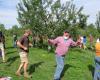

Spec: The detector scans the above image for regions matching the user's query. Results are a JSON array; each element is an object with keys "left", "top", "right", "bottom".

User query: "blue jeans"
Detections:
[
  {"left": 94, "top": 56, "right": 100, "bottom": 80},
  {"left": 54, "top": 54, "right": 64, "bottom": 79}
]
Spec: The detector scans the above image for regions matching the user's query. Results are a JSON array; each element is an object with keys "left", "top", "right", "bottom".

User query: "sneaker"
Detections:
[{"left": 15, "top": 72, "right": 21, "bottom": 76}]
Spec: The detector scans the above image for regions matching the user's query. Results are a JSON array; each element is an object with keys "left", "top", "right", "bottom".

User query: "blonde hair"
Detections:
[{"left": 24, "top": 29, "right": 32, "bottom": 34}]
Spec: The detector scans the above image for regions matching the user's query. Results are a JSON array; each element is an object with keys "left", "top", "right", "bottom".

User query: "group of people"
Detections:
[
  {"left": 77, "top": 34, "right": 94, "bottom": 49},
  {"left": 15, "top": 30, "right": 81, "bottom": 79},
  {"left": 0, "top": 29, "right": 100, "bottom": 80}
]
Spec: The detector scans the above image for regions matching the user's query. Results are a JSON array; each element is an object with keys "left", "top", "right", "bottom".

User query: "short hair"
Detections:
[
  {"left": 64, "top": 30, "right": 69, "bottom": 33},
  {"left": 24, "top": 29, "right": 32, "bottom": 34}
]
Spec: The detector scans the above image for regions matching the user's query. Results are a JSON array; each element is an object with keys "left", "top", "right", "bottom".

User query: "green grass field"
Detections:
[{"left": 0, "top": 37, "right": 95, "bottom": 80}]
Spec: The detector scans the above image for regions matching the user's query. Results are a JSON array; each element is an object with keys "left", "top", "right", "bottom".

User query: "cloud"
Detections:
[
  {"left": 0, "top": 10, "right": 17, "bottom": 17},
  {"left": 61, "top": 0, "right": 100, "bottom": 24},
  {"left": 0, "top": 0, "right": 19, "bottom": 29},
  {"left": 0, "top": 0, "right": 19, "bottom": 9},
  {"left": 0, "top": 10, "right": 19, "bottom": 29},
  {"left": 73, "top": 0, "right": 100, "bottom": 24}
]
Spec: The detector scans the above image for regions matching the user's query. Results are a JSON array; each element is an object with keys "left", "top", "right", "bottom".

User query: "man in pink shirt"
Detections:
[{"left": 48, "top": 31, "right": 79, "bottom": 80}]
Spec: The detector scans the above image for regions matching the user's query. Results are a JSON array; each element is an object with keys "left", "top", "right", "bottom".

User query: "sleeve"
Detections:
[
  {"left": 18, "top": 37, "right": 24, "bottom": 44},
  {"left": 48, "top": 37, "right": 59, "bottom": 45},
  {"left": 70, "top": 39, "right": 77, "bottom": 46}
]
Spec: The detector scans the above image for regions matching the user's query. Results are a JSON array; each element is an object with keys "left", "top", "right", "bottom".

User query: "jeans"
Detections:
[
  {"left": 94, "top": 56, "right": 100, "bottom": 80},
  {"left": 54, "top": 54, "right": 65, "bottom": 79}
]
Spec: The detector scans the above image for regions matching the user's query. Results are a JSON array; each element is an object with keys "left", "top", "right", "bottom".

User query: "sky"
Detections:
[
  {"left": 73, "top": 0, "right": 100, "bottom": 24},
  {"left": 0, "top": 0, "right": 100, "bottom": 29},
  {"left": 0, "top": 0, "right": 19, "bottom": 29}
]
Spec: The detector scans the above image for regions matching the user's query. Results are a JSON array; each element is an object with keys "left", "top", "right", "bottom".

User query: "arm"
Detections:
[
  {"left": 48, "top": 37, "right": 59, "bottom": 45},
  {"left": 29, "top": 42, "right": 33, "bottom": 47},
  {"left": 17, "top": 37, "right": 27, "bottom": 50},
  {"left": 17, "top": 41, "right": 27, "bottom": 50},
  {"left": 70, "top": 39, "right": 80, "bottom": 46}
]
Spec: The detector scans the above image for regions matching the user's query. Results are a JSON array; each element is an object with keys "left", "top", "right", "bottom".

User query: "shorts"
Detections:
[{"left": 19, "top": 52, "right": 28, "bottom": 63}]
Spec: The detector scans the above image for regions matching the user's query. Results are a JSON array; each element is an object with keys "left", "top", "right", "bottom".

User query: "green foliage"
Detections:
[
  {"left": 86, "top": 24, "right": 99, "bottom": 37},
  {"left": 17, "top": 0, "right": 89, "bottom": 38},
  {"left": 0, "top": 23, "right": 6, "bottom": 33}
]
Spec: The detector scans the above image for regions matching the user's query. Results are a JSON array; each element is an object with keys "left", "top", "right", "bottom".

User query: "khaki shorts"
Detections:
[{"left": 19, "top": 52, "right": 28, "bottom": 63}]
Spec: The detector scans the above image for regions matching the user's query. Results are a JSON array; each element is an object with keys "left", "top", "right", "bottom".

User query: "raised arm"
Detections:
[
  {"left": 48, "top": 37, "right": 59, "bottom": 45},
  {"left": 70, "top": 39, "right": 80, "bottom": 46}
]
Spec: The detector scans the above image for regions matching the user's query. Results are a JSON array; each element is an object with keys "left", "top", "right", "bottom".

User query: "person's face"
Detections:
[
  {"left": 64, "top": 32, "right": 69, "bottom": 38},
  {"left": 26, "top": 31, "right": 32, "bottom": 36}
]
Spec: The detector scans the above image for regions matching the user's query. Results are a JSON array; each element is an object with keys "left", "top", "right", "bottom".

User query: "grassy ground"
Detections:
[{"left": 0, "top": 37, "right": 95, "bottom": 80}]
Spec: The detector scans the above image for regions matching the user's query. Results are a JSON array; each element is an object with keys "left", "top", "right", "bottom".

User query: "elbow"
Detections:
[
  {"left": 48, "top": 40, "right": 51, "bottom": 44},
  {"left": 17, "top": 41, "right": 20, "bottom": 46}
]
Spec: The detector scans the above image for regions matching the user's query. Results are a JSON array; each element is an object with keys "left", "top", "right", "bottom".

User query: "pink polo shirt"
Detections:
[{"left": 49, "top": 36, "right": 76, "bottom": 56}]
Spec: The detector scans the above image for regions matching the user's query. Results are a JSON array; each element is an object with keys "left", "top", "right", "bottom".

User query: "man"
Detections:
[
  {"left": 94, "top": 38, "right": 100, "bottom": 80},
  {"left": 16, "top": 29, "right": 32, "bottom": 78},
  {"left": 48, "top": 31, "right": 79, "bottom": 80},
  {"left": 0, "top": 31, "right": 5, "bottom": 62}
]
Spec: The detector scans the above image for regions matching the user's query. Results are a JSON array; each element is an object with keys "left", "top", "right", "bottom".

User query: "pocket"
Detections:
[{"left": 20, "top": 52, "right": 27, "bottom": 57}]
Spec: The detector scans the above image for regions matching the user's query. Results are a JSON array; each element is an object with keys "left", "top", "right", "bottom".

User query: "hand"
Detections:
[
  {"left": 23, "top": 47, "right": 27, "bottom": 50},
  {"left": 76, "top": 40, "right": 81, "bottom": 45},
  {"left": 29, "top": 43, "right": 33, "bottom": 47}
]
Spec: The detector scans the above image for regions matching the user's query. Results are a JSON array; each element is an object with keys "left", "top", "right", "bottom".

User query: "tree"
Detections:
[
  {"left": 0, "top": 23, "right": 6, "bottom": 33},
  {"left": 17, "top": 0, "right": 88, "bottom": 37},
  {"left": 17, "top": 0, "right": 89, "bottom": 48},
  {"left": 78, "top": 13, "right": 89, "bottom": 29},
  {"left": 96, "top": 11, "right": 100, "bottom": 33}
]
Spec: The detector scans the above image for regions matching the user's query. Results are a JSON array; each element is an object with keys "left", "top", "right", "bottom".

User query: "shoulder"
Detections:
[
  {"left": 58, "top": 36, "right": 63, "bottom": 39},
  {"left": 68, "top": 38, "right": 73, "bottom": 41},
  {"left": 56, "top": 36, "right": 62, "bottom": 40},
  {"left": 19, "top": 35, "right": 26, "bottom": 40}
]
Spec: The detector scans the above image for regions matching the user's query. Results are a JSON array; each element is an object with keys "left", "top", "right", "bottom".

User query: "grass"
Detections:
[{"left": 0, "top": 37, "right": 95, "bottom": 80}]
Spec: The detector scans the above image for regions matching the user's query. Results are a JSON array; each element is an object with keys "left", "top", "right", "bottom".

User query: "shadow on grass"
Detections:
[
  {"left": 6, "top": 51, "right": 17, "bottom": 55},
  {"left": 88, "top": 65, "right": 95, "bottom": 78},
  {"left": 28, "top": 61, "right": 44, "bottom": 75},
  {"left": 6, "top": 56, "right": 19, "bottom": 66},
  {"left": 61, "top": 64, "right": 74, "bottom": 78},
  {"left": 5, "top": 46, "right": 14, "bottom": 49}
]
